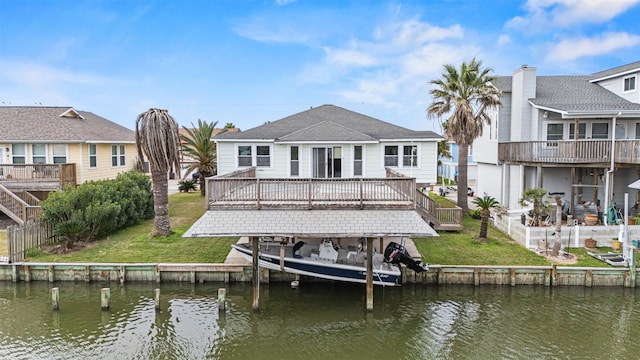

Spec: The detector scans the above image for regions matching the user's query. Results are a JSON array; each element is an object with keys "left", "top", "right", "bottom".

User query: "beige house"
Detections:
[{"left": 0, "top": 106, "right": 137, "bottom": 224}]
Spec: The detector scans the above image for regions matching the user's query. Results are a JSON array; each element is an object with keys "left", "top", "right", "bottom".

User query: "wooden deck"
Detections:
[
  {"left": 499, "top": 139, "right": 640, "bottom": 165},
  {"left": 205, "top": 168, "right": 463, "bottom": 231}
]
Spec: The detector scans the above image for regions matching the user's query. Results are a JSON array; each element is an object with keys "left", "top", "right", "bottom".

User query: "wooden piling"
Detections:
[
  {"left": 366, "top": 237, "right": 374, "bottom": 311},
  {"left": 51, "top": 287, "right": 59, "bottom": 311},
  {"left": 252, "top": 237, "right": 260, "bottom": 311},
  {"left": 154, "top": 288, "right": 160, "bottom": 310},
  {"left": 218, "top": 288, "right": 226, "bottom": 312},
  {"left": 101, "top": 288, "right": 110, "bottom": 311}
]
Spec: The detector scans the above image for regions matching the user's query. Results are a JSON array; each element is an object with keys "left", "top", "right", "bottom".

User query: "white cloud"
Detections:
[
  {"left": 507, "top": 0, "right": 640, "bottom": 29},
  {"left": 496, "top": 34, "right": 511, "bottom": 47},
  {"left": 323, "top": 47, "right": 378, "bottom": 68},
  {"left": 545, "top": 32, "right": 640, "bottom": 61},
  {"left": 0, "top": 60, "right": 120, "bottom": 88}
]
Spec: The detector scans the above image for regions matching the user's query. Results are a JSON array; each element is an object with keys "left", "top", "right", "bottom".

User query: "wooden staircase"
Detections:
[
  {"left": 415, "top": 189, "right": 463, "bottom": 231},
  {"left": 0, "top": 184, "right": 41, "bottom": 225}
]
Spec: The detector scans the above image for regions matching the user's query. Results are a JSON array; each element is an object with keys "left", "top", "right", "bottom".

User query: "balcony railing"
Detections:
[
  {"left": 0, "top": 164, "right": 77, "bottom": 189},
  {"left": 498, "top": 140, "right": 640, "bottom": 164}
]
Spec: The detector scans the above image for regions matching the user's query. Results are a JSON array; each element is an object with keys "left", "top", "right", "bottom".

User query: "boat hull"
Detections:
[{"left": 231, "top": 243, "right": 401, "bottom": 286}]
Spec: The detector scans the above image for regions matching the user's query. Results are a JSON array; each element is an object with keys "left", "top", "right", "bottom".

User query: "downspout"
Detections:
[{"left": 604, "top": 112, "right": 622, "bottom": 226}]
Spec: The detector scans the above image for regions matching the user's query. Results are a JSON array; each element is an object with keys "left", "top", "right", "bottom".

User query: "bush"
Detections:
[
  {"left": 40, "top": 170, "right": 153, "bottom": 242},
  {"left": 178, "top": 179, "right": 198, "bottom": 192},
  {"left": 469, "top": 209, "right": 482, "bottom": 219}
]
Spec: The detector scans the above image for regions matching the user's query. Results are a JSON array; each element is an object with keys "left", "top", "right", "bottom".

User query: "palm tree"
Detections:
[
  {"left": 135, "top": 108, "right": 181, "bottom": 237},
  {"left": 180, "top": 119, "right": 224, "bottom": 196},
  {"left": 519, "top": 187, "right": 550, "bottom": 227},
  {"left": 473, "top": 195, "right": 499, "bottom": 241},
  {"left": 428, "top": 58, "right": 502, "bottom": 212}
]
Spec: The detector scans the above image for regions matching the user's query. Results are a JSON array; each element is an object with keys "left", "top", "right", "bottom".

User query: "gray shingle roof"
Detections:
[
  {"left": 590, "top": 60, "right": 640, "bottom": 81},
  {"left": 532, "top": 76, "right": 640, "bottom": 112},
  {"left": 493, "top": 76, "right": 640, "bottom": 113},
  {"left": 0, "top": 106, "right": 134, "bottom": 143},
  {"left": 214, "top": 104, "right": 442, "bottom": 142}
]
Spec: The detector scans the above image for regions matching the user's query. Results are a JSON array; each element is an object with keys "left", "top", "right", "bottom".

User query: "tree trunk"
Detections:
[
  {"left": 479, "top": 209, "right": 489, "bottom": 240},
  {"left": 151, "top": 170, "right": 172, "bottom": 236},
  {"left": 457, "top": 144, "right": 469, "bottom": 212}
]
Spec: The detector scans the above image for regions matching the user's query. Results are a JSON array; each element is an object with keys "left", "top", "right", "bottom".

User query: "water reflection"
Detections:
[{"left": 0, "top": 282, "right": 639, "bottom": 359}]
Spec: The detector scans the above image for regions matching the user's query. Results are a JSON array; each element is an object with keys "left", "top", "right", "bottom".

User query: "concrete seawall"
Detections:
[{"left": 0, "top": 263, "right": 637, "bottom": 288}]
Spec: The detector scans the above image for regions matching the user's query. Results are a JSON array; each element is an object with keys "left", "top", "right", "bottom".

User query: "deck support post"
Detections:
[
  {"left": 366, "top": 237, "right": 374, "bottom": 311},
  {"left": 252, "top": 236, "right": 260, "bottom": 311}
]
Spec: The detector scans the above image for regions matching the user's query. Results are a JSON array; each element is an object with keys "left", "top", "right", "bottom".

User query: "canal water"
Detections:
[{"left": 1, "top": 281, "right": 639, "bottom": 360}]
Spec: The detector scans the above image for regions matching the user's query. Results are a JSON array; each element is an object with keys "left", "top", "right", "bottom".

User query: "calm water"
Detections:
[{"left": 1, "top": 281, "right": 639, "bottom": 360}]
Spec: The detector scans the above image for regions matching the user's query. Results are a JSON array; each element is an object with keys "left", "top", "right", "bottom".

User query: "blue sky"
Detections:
[{"left": 1, "top": 0, "right": 640, "bottom": 133}]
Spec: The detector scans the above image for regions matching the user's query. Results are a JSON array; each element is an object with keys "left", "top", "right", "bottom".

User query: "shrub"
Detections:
[
  {"left": 469, "top": 209, "right": 482, "bottom": 219},
  {"left": 178, "top": 179, "right": 198, "bottom": 192},
  {"left": 40, "top": 170, "right": 153, "bottom": 242}
]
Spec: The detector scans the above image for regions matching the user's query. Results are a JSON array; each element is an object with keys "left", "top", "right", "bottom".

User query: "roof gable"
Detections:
[
  {"left": 590, "top": 60, "right": 640, "bottom": 82},
  {"left": 214, "top": 104, "right": 441, "bottom": 142},
  {"left": 59, "top": 107, "right": 85, "bottom": 119}
]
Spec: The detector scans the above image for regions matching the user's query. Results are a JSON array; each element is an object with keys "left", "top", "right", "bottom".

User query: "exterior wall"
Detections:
[
  {"left": 511, "top": 66, "right": 536, "bottom": 142},
  {"left": 477, "top": 162, "right": 504, "bottom": 203},
  {"left": 216, "top": 140, "right": 439, "bottom": 184},
  {"left": 596, "top": 74, "right": 640, "bottom": 103}
]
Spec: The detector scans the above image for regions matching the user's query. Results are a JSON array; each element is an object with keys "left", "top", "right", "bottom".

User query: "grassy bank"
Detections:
[
  {"left": 27, "top": 192, "right": 237, "bottom": 263},
  {"left": 21, "top": 191, "right": 618, "bottom": 267}
]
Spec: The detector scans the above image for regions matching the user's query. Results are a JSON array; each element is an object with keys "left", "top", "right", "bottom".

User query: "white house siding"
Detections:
[
  {"left": 597, "top": 75, "right": 640, "bottom": 103},
  {"left": 477, "top": 163, "right": 504, "bottom": 203}
]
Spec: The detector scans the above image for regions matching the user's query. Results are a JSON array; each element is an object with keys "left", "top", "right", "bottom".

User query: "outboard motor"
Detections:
[{"left": 384, "top": 242, "right": 429, "bottom": 273}]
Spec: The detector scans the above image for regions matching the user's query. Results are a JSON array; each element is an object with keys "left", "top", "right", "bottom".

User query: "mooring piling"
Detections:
[
  {"left": 154, "top": 288, "right": 160, "bottom": 310},
  {"left": 51, "top": 287, "right": 59, "bottom": 311},
  {"left": 218, "top": 288, "right": 226, "bottom": 312},
  {"left": 101, "top": 288, "right": 110, "bottom": 311}
]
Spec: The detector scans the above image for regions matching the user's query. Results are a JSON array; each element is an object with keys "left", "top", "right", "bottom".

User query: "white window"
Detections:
[
  {"left": 290, "top": 146, "right": 299, "bottom": 176},
  {"left": 32, "top": 144, "right": 46, "bottom": 164},
  {"left": 353, "top": 145, "right": 363, "bottom": 176},
  {"left": 89, "top": 144, "right": 97, "bottom": 168},
  {"left": 12, "top": 144, "right": 26, "bottom": 164},
  {"left": 402, "top": 145, "right": 418, "bottom": 167},
  {"left": 384, "top": 145, "right": 418, "bottom": 168},
  {"left": 569, "top": 123, "right": 586, "bottom": 139},
  {"left": 237, "top": 144, "right": 271, "bottom": 168},
  {"left": 546, "top": 124, "right": 563, "bottom": 141},
  {"left": 384, "top": 146, "right": 398, "bottom": 166},
  {"left": 591, "top": 123, "right": 609, "bottom": 139},
  {"left": 624, "top": 76, "right": 636, "bottom": 92},
  {"left": 111, "top": 144, "right": 126, "bottom": 167},
  {"left": 52, "top": 144, "right": 67, "bottom": 164}
]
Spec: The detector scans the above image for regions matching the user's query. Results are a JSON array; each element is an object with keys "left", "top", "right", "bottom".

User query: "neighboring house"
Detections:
[
  {"left": 0, "top": 106, "right": 136, "bottom": 223},
  {"left": 213, "top": 104, "right": 442, "bottom": 184},
  {"left": 473, "top": 61, "right": 640, "bottom": 219},
  {"left": 439, "top": 141, "right": 477, "bottom": 189}
]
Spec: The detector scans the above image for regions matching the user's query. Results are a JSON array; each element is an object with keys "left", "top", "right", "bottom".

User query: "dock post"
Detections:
[
  {"left": 101, "top": 288, "right": 110, "bottom": 311},
  {"left": 252, "top": 237, "right": 260, "bottom": 311},
  {"left": 24, "top": 265, "right": 31, "bottom": 283},
  {"left": 48, "top": 265, "right": 54, "bottom": 283},
  {"left": 51, "top": 287, "right": 59, "bottom": 311},
  {"left": 154, "top": 288, "right": 161, "bottom": 310},
  {"left": 218, "top": 288, "right": 226, "bottom": 312},
  {"left": 366, "top": 237, "right": 374, "bottom": 311}
]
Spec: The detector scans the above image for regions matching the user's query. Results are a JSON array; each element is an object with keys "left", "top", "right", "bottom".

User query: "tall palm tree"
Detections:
[
  {"left": 472, "top": 195, "right": 499, "bottom": 241},
  {"left": 180, "top": 119, "right": 224, "bottom": 196},
  {"left": 135, "top": 108, "right": 181, "bottom": 237},
  {"left": 428, "top": 58, "right": 502, "bottom": 212}
]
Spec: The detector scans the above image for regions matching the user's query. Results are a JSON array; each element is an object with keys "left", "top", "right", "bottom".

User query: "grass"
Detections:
[
  {"left": 416, "top": 214, "right": 616, "bottom": 267},
  {"left": 21, "top": 191, "right": 624, "bottom": 267},
  {"left": 0, "top": 230, "right": 7, "bottom": 257},
  {"left": 27, "top": 192, "right": 238, "bottom": 263}
]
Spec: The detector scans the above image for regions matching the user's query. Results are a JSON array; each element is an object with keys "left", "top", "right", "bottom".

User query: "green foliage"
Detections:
[
  {"left": 473, "top": 195, "right": 499, "bottom": 211},
  {"left": 178, "top": 179, "right": 198, "bottom": 192},
  {"left": 469, "top": 209, "right": 482, "bottom": 219},
  {"left": 519, "top": 187, "right": 552, "bottom": 226},
  {"left": 40, "top": 170, "right": 153, "bottom": 242}
]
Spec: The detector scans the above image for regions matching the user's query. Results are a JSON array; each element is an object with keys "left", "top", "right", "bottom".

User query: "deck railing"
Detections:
[
  {"left": 0, "top": 163, "right": 76, "bottom": 188},
  {"left": 499, "top": 139, "right": 640, "bottom": 164},
  {"left": 206, "top": 168, "right": 415, "bottom": 210},
  {"left": 0, "top": 184, "right": 41, "bottom": 224},
  {"left": 415, "top": 189, "right": 463, "bottom": 227}
]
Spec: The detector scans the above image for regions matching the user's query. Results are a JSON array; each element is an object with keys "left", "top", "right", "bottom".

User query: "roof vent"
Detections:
[{"left": 59, "top": 108, "right": 85, "bottom": 120}]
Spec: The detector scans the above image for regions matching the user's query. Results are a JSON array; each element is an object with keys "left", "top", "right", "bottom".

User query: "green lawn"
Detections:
[
  {"left": 27, "top": 192, "right": 238, "bottom": 263},
  {"left": 23, "top": 192, "right": 621, "bottom": 267},
  {"left": 0, "top": 230, "right": 7, "bottom": 257}
]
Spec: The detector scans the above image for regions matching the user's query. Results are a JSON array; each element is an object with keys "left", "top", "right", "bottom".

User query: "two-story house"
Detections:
[
  {"left": 473, "top": 61, "right": 640, "bottom": 221},
  {"left": 0, "top": 106, "right": 136, "bottom": 223}
]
